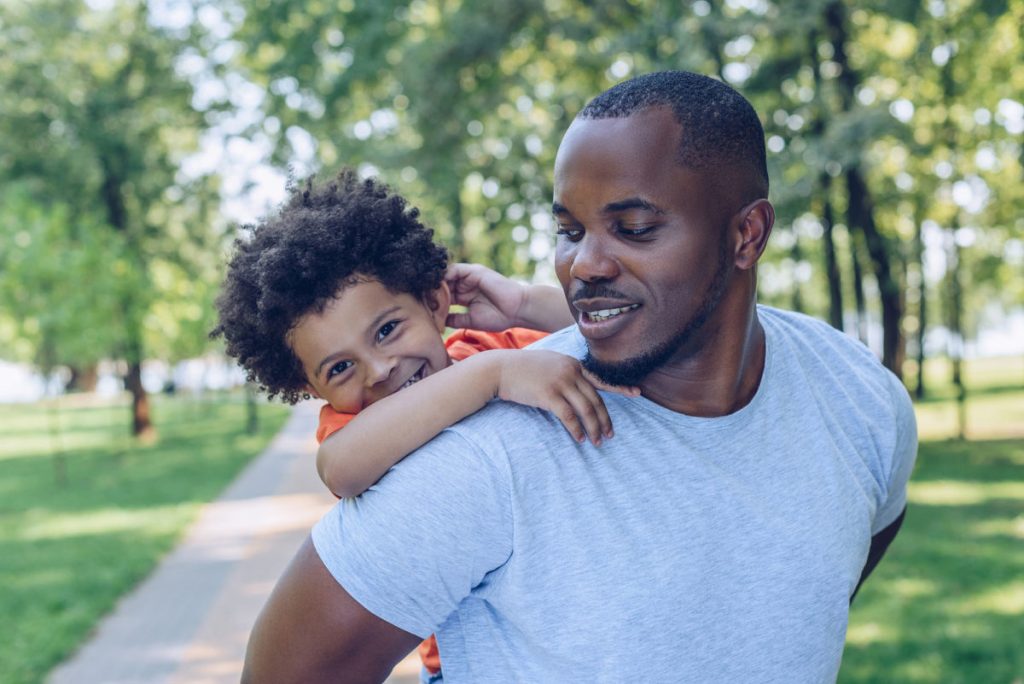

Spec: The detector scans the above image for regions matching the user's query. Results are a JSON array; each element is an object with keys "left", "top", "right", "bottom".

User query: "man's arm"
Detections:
[
  {"left": 850, "top": 507, "right": 906, "bottom": 603},
  {"left": 242, "top": 536, "right": 421, "bottom": 684}
]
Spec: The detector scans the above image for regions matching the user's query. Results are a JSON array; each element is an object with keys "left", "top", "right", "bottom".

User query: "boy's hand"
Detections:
[
  {"left": 445, "top": 263, "right": 528, "bottom": 331},
  {"left": 492, "top": 350, "right": 639, "bottom": 445}
]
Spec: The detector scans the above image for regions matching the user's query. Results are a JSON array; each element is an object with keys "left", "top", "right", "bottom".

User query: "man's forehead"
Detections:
[{"left": 557, "top": 107, "right": 680, "bottom": 158}]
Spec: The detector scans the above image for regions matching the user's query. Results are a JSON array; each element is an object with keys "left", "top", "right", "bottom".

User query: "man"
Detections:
[{"left": 243, "top": 71, "right": 916, "bottom": 683}]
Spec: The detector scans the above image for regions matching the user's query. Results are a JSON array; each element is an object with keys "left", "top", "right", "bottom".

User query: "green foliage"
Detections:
[
  {"left": 0, "top": 394, "right": 290, "bottom": 684},
  {"left": 0, "top": 0, "right": 223, "bottom": 370},
  {"left": 0, "top": 184, "right": 128, "bottom": 368},
  {"left": 226, "top": 0, "right": 1022, "bottom": 368}
]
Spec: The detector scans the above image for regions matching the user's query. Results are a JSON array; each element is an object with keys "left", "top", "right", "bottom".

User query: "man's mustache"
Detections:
[{"left": 571, "top": 285, "right": 632, "bottom": 303}]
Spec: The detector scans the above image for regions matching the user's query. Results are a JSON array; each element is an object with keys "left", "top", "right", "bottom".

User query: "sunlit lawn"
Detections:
[
  {"left": 841, "top": 355, "right": 1024, "bottom": 682},
  {"left": 0, "top": 393, "right": 289, "bottom": 684}
]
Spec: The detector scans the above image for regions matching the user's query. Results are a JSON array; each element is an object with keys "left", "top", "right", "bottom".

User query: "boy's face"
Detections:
[{"left": 289, "top": 278, "right": 452, "bottom": 413}]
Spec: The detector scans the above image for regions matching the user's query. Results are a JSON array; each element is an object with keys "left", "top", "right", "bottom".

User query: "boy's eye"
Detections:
[
  {"left": 326, "top": 359, "right": 353, "bottom": 380},
  {"left": 377, "top": 319, "right": 401, "bottom": 342}
]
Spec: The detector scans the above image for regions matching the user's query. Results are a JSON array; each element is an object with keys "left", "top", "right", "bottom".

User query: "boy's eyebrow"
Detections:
[{"left": 314, "top": 305, "right": 403, "bottom": 377}]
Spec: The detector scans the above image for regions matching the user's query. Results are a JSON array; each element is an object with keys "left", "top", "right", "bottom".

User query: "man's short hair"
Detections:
[
  {"left": 578, "top": 71, "right": 769, "bottom": 199},
  {"left": 211, "top": 169, "right": 449, "bottom": 403}
]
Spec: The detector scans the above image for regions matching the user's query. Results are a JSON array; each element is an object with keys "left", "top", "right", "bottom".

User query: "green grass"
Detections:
[
  {"left": 0, "top": 393, "right": 289, "bottom": 684},
  {"left": 841, "top": 356, "right": 1024, "bottom": 681},
  {"left": 840, "top": 437, "right": 1024, "bottom": 682}
]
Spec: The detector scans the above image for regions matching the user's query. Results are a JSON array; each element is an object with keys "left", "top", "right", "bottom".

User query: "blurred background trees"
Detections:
[{"left": 1, "top": 0, "right": 1021, "bottom": 436}]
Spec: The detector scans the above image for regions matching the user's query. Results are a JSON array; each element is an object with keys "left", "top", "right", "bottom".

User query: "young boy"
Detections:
[{"left": 211, "top": 169, "right": 633, "bottom": 681}]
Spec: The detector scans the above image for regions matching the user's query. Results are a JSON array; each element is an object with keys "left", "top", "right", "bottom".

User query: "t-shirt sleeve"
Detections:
[
  {"left": 873, "top": 373, "right": 918, "bottom": 533},
  {"left": 445, "top": 327, "right": 549, "bottom": 361},
  {"left": 311, "top": 428, "right": 514, "bottom": 638},
  {"left": 316, "top": 404, "right": 356, "bottom": 444}
]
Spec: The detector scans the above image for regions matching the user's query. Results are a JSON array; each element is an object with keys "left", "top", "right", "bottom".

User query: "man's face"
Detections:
[{"left": 553, "top": 107, "right": 737, "bottom": 386}]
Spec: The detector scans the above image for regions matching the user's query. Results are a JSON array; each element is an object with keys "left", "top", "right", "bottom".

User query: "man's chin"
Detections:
[{"left": 582, "top": 351, "right": 657, "bottom": 388}]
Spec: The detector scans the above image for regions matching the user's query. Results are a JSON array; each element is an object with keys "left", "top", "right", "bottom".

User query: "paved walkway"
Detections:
[{"left": 48, "top": 401, "right": 421, "bottom": 684}]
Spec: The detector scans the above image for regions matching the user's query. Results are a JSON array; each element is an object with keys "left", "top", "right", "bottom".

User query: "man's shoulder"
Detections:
[
  {"left": 759, "top": 305, "right": 912, "bottom": 423},
  {"left": 759, "top": 305, "right": 879, "bottom": 366},
  {"left": 523, "top": 325, "right": 585, "bottom": 358}
]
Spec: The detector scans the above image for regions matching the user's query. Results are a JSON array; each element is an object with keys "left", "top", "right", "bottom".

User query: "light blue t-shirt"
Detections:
[{"left": 312, "top": 306, "right": 917, "bottom": 683}]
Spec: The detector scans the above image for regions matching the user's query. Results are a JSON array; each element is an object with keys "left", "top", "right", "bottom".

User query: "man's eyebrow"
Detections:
[
  {"left": 314, "top": 305, "right": 402, "bottom": 376},
  {"left": 602, "top": 197, "right": 665, "bottom": 214},
  {"left": 551, "top": 198, "right": 665, "bottom": 216}
]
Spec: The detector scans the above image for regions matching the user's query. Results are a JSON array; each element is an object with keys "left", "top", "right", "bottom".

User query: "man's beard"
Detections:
[{"left": 582, "top": 239, "right": 732, "bottom": 387}]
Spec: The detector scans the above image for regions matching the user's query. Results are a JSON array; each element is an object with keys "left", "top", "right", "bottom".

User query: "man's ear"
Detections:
[
  {"left": 424, "top": 280, "right": 452, "bottom": 333},
  {"left": 733, "top": 199, "right": 774, "bottom": 271}
]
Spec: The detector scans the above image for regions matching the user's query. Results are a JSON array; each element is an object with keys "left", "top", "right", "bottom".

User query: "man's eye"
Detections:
[
  {"left": 327, "top": 360, "right": 352, "bottom": 380},
  {"left": 556, "top": 226, "right": 583, "bottom": 241},
  {"left": 617, "top": 223, "right": 657, "bottom": 238},
  {"left": 377, "top": 320, "right": 400, "bottom": 341}
]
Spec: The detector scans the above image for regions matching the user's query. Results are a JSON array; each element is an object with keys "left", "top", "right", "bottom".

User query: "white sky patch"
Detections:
[
  {"left": 889, "top": 99, "right": 914, "bottom": 122},
  {"left": 997, "top": 99, "right": 1024, "bottom": 135},
  {"left": 723, "top": 62, "right": 752, "bottom": 85}
]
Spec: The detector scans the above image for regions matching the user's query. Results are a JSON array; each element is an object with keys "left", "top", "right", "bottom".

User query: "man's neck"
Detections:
[{"left": 639, "top": 302, "right": 766, "bottom": 417}]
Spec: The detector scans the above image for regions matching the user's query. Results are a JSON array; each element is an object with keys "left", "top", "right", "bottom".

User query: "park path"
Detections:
[{"left": 47, "top": 401, "right": 421, "bottom": 684}]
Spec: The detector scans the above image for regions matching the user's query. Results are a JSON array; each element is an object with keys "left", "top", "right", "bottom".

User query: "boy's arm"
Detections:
[
  {"left": 318, "top": 350, "right": 627, "bottom": 498},
  {"left": 317, "top": 352, "right": 502, "bottom": 498},
  {"left": 445, "top": 262, "right": 573, "bottom": 333}
]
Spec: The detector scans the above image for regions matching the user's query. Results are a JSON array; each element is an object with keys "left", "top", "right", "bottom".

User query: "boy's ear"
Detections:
[
  {"left": 424, "top": 281, "right": 452, "bottom": 333},
  {"left": 303, "top": 383, "right": 322, "bottom": 400}
]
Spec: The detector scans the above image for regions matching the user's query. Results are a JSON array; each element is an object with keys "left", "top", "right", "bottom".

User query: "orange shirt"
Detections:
[
  {"left": 312, "top": 326, "right": 547, "bottom": 676},
  {"left": 315, "top": 327, "right": 549, "bottom": 444}
]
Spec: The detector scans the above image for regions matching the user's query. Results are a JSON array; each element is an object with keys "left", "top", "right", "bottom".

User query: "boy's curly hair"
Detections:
[{"left": 211, "top": 169, "right": 449, "bottom": 404}]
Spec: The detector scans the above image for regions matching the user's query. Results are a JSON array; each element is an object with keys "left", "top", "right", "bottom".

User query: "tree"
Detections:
[{"left": 0, "top": 0, "right": 220, "bottom": 436}]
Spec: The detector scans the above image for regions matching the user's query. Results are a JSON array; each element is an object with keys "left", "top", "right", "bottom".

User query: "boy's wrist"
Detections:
[
  {"left": 465, "top": 349, "right": 513, "bottom": 400},
  {"left": 516, "top": 284, "right": 572, "bottom": 331}
]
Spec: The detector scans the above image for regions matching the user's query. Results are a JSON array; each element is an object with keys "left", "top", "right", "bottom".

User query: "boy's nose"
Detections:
[{"left": 365, "top": 356, "right": 397, "bottom": 388}]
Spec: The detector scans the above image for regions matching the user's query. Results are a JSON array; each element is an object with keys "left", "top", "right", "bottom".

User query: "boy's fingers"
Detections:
[
  {"left": 561, "top": 387, "right": 604, "bottom": 445},
  {"left": 551, "top": 399, "right": 586, "bottom": 443},
  {"left": 576, "top": 378, "right": 613, "bottom": 438}
]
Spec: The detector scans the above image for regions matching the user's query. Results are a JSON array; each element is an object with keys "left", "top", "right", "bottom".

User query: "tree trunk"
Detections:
[
  {"left": 125, "top": 358, "right": 154, "bottom": 441},
  {"left": 790, "top": 231, "right": 805, "bottom": 314},
  {"left": 246, "top": 382, "right": 260, "bottom": 435},
  {"left": 808, "top": 30, "right": 843, "bottom": 330},
  {"left": 826, "top": 0, "right": 904, "bottom": 377},
  {"left": 820, "top": 175, "right": 844, "bottom": 330},
  {"left": 913, "top": 207, "right": 927, "bottom": 400},
  {"left": 849, "top": 231, "right": 868, "bottom": 344},
  {"left": 67, "top": 364, "right": 100, "bottom": 392},
  {"left": 101, "top": 158, "right": 154, "bottom": 438},
  {"left": 846, "top": 169, "right": 904, "bottom": 377},
  {"left": 946, "top": 219, "right": 967, "bottom": 440}
]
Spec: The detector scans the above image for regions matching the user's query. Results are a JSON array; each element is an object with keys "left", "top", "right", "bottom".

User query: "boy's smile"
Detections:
[{"left": 288, "top": 278, "right": 452, "bottom": 413}]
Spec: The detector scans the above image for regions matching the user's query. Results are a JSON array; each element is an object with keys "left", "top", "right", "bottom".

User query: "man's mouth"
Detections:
[
  {"left": 398, "top": 365, "right": 426, "bottom": 390},
  {"left": 583, "top": 304, "right": 640, "bottom": 322}
]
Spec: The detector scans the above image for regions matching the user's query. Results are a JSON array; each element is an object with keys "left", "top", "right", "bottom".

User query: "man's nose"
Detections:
[{"left": 569, "top": 235, "right": 619, "bottom": 282}]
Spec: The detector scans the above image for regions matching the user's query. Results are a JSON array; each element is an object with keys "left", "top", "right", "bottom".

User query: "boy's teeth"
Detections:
[
  {"left": 400, "top": 369, "right": 423, "bottom": 389},
  {"left": 586, "top": 304, "right": 638, "bottom": 322}
]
